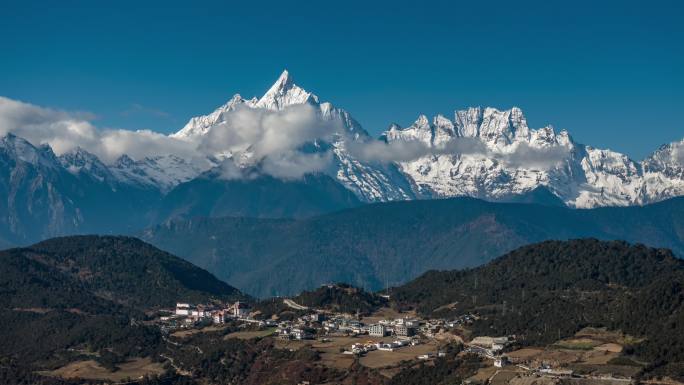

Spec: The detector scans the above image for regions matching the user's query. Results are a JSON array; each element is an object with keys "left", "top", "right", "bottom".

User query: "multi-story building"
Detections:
[{"left": 369, "top": 324, "right": 387, "bottom": 337}]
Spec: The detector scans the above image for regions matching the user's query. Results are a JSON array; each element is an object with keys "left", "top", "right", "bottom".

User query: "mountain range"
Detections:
[
  {"left": 1, "top": 70, "right": 683, "bottom": 246},
  {"left": 141, "top": 195, "right": 684, "bottom": 298}
]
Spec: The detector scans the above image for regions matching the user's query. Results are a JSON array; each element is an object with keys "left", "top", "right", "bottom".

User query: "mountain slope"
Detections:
[
  {"left": 154, "top": 170, "right": 362, "bottom": 221},
  {"left": 141, "top": 196, "right": 684, "bottom": 298},
  {"left": 0, "top": 235, "right": 245, "bottom": 371},
  {"left": 1, "top": 235, "right": 245, "bottom": 310},
  {"left": 0, "top": 133, "right": 360, "bottom": 246},
  {"left": 390, "top": 239, "right": 684, "bottom": 378},
  {"left": 0, "top": 134, "right": 165, "bottom": 246}
]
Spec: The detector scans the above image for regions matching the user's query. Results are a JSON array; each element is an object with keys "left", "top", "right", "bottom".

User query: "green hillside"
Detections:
[{"left": 391, "top": 239, "right": 684, "bottom": 378}]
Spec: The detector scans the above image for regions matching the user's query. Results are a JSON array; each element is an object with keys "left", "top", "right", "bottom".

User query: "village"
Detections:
[{"left": 153, "top": 296, "right": 638, "bottom": 385}]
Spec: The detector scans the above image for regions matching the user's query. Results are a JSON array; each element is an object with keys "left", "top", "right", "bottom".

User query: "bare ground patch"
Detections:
[{"left": 41, "top": 357, "right": 165, "bottom": 382}]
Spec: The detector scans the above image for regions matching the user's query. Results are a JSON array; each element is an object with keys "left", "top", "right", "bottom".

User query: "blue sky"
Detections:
[{"left": 1, "top": 0, "right": 682, "bottom": 159}]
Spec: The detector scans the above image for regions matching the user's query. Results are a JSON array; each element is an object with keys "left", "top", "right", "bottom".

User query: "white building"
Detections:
[
  {"left": 369, "top": 324, "right": 388, "bottom": 337},
  {"left": 175, "top": 303, "right": 191, "bottom": 316},
  {"left": 232, "top": 301, "right": 251, "bottom": 318}
]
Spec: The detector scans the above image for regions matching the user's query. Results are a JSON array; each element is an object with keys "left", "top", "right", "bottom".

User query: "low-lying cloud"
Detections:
[
  {"left": 672, "top": 141, "right": 684, "bottom": 165},
  {"left": 0, "top": 96, "right": 338, "bottom": 180},
  {"left": 348, "top": 136, "right": 570, "bottom": 171},
  {"left": 0, "top": 95, "right": 596, "bottom": 182},
  {"left": 500, "top": 142, "right": 571, "bottom": 169},
  {"left": 0, "top": 96, "right": 198, "bottom": 163}
]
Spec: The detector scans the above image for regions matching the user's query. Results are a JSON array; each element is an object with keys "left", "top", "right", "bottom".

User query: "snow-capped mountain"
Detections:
[
  {"left": 1, "top": 69, "right": 683, "bottom": 245},
  {"left": 382, "top": 107, "right": 684, "bottom": 208},
  {"left": 173, "top": 70, "right": 415, "bottom": 202},
  {"left": 57, "top": 147, "right": 208, "bottom": 193},
  {"left": 0, "top": 134, "right": 163, "bottom": 245},
  {"left": 173, "top": 71, "right": 684, "bottom": 208},
  {"left": 109, "top": 154, "right": 208, "bottom": 192}
]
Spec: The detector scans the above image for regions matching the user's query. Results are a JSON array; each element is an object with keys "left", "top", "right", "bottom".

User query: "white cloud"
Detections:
[
  {"left": 347, "top": 137, "right": 491, "bottom": 163},
  {"left": 197, "top": 104, "right": 337, "bottom": 157},
  {"left": 498, "top": 142, "right": 571, "bottom": 169},
  {"left": 196, "top": 104, "right": 338, "bottom": 179},
  {"left": 348, "top": 135, "right": 568, "bottom": 170},
  {"left": 0, "top": 96, "right": 197, "bottom": 163},
  {"left": 0, "top": 96, "right": 100, "bottom": 154},
  {"left": 0, "top": 95, "right": 589, "bottom": 181},
  {"left": 672, "top": 141, "right": 684, "bottom": 165},
  {"left": 261, "top": 151, "right": 333, "bottom": 180}
]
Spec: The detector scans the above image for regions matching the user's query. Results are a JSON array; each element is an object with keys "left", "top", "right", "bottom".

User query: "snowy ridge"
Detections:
[
  {"left": 383, "top": 108, "right": 683, "bottom": 208},
  {"left": 172, "top": 70, "right": 413, "bottom": 201},
  {"left": 4, "top": 71, "right": 681, "bottom": 209},
  {"left": 109, "top": 154, "right": 209, "bottom": 192},
  {"left": 168, "top": 70, "right": 684, "bottom": 208}
]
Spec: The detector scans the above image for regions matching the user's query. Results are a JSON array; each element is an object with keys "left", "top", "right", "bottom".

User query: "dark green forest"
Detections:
[
  {"left": 391, "top": 239, "right": 684, "bottom": 378},
  {"left": 0, "top": 236, "right": 245, "bottom": 383}
]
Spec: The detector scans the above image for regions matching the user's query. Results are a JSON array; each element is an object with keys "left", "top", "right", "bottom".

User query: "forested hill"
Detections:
[
  {"left": 391, "top": 239, "right": 684, "bottom": 378},
  {"left": 0, "top": 235, "right": 247, "bottom": 378},
  {"left": 32, "top": 236, "right": 247, "bottom": 307},
  {"left": 3, "top": 235, "right": 246, "bottom": 310},
  {"left": 256, "top": 283, "right": 388, "bottom": 318}
]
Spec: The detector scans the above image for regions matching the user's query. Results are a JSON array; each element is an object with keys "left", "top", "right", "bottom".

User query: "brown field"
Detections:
[
  {"left": 509, "top": 375, "right": 560, "bottom": 385},
  {"left": 507, "top": 332, "right": 624, "bottom": 368},
  {"left": 554, "top": 338, "right": 602, "bottom": 350},
  {"left": 275, "top": 335, "right": 375, "bottom": 352},
  {"left": 359, "top": 340, "right": 440, "bottom": 369},
  {"left": 468, "top": 364, "right": 499, "bottom": 382},
  {"left": 433, "top": 302, "right": 459, "bottom": 313},
  {"left": 570, "top": 363, "right": 642, "bottom": 378},
  {"left": 574, "top": 327, "right": 642, "bottom": 346},
  {"left": 170, "top": 324, "right": 231, "bottom": 338},
  {"left": 224, "top": 328, "right": 275, "bottom": 340},
  {"left": 320, "top": 352, "right": 355, "bottom": 370},
  {"left": 507, "top": 348, "right": 545, "bottom": 361},
  {"left": 276, "top": 335, "right": 441, "bottom": 372},
  {"left": 277, "top": 335, "right": 381, "bottom": 369},
  {"left": 42, "top": 357, "right": 165, "bottom": 382},
  {"left": 490, "top": 369, "right": 524, "bottom": 385}
]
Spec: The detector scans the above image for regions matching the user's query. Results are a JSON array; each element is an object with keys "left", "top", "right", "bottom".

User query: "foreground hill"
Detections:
[
  {"left": 255, "top": 283, "right": 388, "bottom": 319},
  {"left": 0, "top": 236, "right": 245, "bottom": 365},
  {"left": 0, "top": 236, "right": 393, "bottom": 385},
  {"left": 391, "top": 239, "right": 684, "bottom": 378},
  {"left": 20, "top": 236, "right": 245, "bottom": 308},
  {"left": 141, "top": 196, "right": 684, "bottom": 297}
]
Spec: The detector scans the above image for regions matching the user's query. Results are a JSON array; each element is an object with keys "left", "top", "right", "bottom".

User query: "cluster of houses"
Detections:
[{"left": 167, "top": 301, "right": 253, "bottom": 325}]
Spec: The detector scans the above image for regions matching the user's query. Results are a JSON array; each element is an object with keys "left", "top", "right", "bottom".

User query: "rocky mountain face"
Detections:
[
  {"left": 382, "top": 108, "right": 684, "bottom": 208},
  {"left": 0, "top": 134, "right": 165, "bottom": 246}
]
